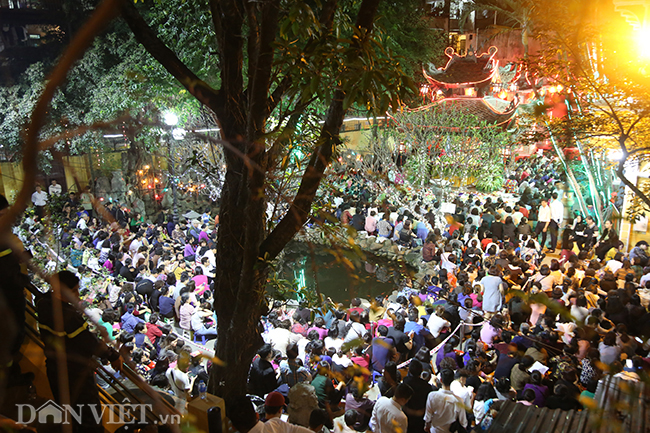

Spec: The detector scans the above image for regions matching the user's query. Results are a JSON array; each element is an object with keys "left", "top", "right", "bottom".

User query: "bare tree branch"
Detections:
[{"left": 120, "top": 0, "right": 222, "bottom": 111}]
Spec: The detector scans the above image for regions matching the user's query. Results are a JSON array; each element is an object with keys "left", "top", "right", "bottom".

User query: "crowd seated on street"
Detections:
[{"left": 9, "top": 153, "right": 650, "bottom": 433}]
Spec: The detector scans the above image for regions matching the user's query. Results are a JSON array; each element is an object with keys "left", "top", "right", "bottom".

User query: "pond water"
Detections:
[{"left": 280, "top": 242, "right": 413, "bottom": 303}]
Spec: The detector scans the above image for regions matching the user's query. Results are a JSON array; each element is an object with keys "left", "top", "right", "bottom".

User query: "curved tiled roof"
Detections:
[
  {"left": 435, "top": 97, "right": 517, "bottom": 126},
  {"left": 424, "top": 46, "right": 499, "bottom": 87}
]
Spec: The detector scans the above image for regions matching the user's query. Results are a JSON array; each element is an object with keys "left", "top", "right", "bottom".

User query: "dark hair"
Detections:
[
  {"left": 603, "top": 332, "right": 617, "bottom": 346},
  {"left": 554, "top": 383, "right": 568, "bottom": 397},
  {"left": 519, "top": 355, "right": 534, "bottom": 371},
  {"left": 286, "top": 343, "right": 299, "bottom": 360},
  {"left": 227, "top": 396, "right": 258, "bottom": 433},
  {"left": 440, "top": 368, "right": 455, "bottom": 387},
  {"left": 309, "top": 408, "right": 331, "bottom": 430},
  {"left": 476, "top": 382, "right": 497, "bottom": 401},
  {"left": 408, "top": 359, "right": 423, "bottom": 377},
  {"left": 258, "top": 343, "right": 273, "bottom": 359},
  {"left": 383, "top": 361, "right": 398, "bottom": 382},
  {"left": 394, "top": 383, "right": 414, "bottom": 401},
  {"left": 55, "top": 270, "right": 80, "bottom": 291},
  {"left": 522, "top": 388, "right": 536, "bottom": 402}
]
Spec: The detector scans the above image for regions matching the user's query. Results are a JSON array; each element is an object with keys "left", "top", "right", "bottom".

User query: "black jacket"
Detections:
[
  {"left": 36, "top": 292, "right": 118, "bottom": 365},
  {"left": 403, "top": 375, "right": 434, "bottom": 433},
  {"left": 248, "top": 358, "right": 279, "bottom": 396}
]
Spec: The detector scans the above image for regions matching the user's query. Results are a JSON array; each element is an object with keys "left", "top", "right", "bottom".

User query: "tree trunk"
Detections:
[
  {"left": 617, "top": 156, "right": 650, "bottom": 215},
  {"left": 120, "top": 0, "right": 384, "bottom": 401}
]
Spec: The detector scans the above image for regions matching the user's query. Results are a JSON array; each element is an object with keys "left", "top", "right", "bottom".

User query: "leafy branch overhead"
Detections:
[
  {"left": 117, "top": 0, "right": 427, "bottom": 399},
  {"left": 524, "top": 0, "right": 650, "bottom": 212}
]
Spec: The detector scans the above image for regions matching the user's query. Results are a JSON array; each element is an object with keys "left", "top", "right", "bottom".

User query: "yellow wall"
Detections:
[
  {"left": 62, "top": 155, "right": 92, "bottom": 192},
  {"left": 0, "top": 161, "right": 25, "bottom": 202}
]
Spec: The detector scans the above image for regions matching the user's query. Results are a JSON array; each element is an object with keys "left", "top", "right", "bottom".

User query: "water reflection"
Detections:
[{"left": 280, "top": 243, "right": 410, "bottom": 302}]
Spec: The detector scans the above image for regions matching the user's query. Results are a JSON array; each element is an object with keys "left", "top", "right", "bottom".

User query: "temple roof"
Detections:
[
  {"left": 398, "top": 96, "right": 518, "bottom": 129},
  {"left": 435, "top": 97, "right": 517, "bottom": 126},
  {"left": 423, "top": 46, "right": 499, "bottom": 88},
  {"left": 494, "top": 63, "right": 521, "bottom": 85}
]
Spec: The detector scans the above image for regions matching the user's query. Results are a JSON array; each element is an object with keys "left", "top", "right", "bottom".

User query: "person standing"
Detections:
[
  {"left": 481, "top": 266, "right": 505, "bottom": 316},
  {"left": 402, "top": 361, "right": 433, "bottom": 433},
  {"left": 534, "top": 199, "right": 552, "bottom": 252},
  {"left": 48, "top": 179, "right": 62, "bottom": 195},
  {"left": 369, "top": 383, "right": 413, "bottom": 433},
  {"left": 80, "top": 185, "right": 94, "bottom": 219},
  {"left": 548, "top": 192, "right": 564, "bottom": 253},
  {"left": 31, "top": 185, "right": 48, "bottom": 219},
  {"left": 424, "top": 369, "right": 467, "bottom": 433},
  {"left": 36, "top": 271, "right": 121, "bottom": 433}
]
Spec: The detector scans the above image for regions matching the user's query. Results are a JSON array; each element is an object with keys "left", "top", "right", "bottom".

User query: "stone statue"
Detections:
[{"left": 287, "top": 383, "right": 319, "bottom": 427}]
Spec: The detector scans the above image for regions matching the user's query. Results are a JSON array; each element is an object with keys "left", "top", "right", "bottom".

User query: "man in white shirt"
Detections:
[
  {"left": 343, "top": 314, "right": 368, "bottom": 345},
  {"left": 129, "top": 232, "right": 144, "bottom": 255},
  {"left": 427, "top": 306, "right": 451, "bottom": 338},
  {"left": 548, "top": 192, "right": 564, "bottom": 252},
  {"left": 449, "top": 372, "right": 473, "bottom": 415},
  {"left": 76, "top": 212, "right": 89, "bottom": 230},
  {"left": 166, "top": 353, "right": 192, "bottom": 411},
  {"left": 263, "top": 320, "right": 301, "bottom": 357},
  {"left": 369, "top": 383, "right": 413, "bottom": 433},
  {"left": 424, "top": 369, "right": 467, "bottom": 433},
  {"left": 49, "top": 179, "right": 62, "bottom": 195},
  {"left": 534, "top": 199, "right": 553, "bottom": 252},
  {"left": 640, "top": 267, "right": 650, "bottom": 287},
  {"left": 31, "top": 185, "right": 48, "bottom": 219}
]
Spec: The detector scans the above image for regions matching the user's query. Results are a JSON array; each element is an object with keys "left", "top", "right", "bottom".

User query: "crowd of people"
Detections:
[
  {"left": 242, "top": 157, "right": 650, "bottom": 433},
  {"left": 6, "top": 154, "right": 650, "bottom": 433}
]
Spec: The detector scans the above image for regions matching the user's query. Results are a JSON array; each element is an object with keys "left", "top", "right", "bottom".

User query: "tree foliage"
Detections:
[
  {"left": 384, "top": 105, "right": 516, "bottom": 197},
  {"left": 525, "top": 0, "right": 650, "bottom": 220},
  {"left": 118, "top": 0, "right": 419, "bottom": 399}
]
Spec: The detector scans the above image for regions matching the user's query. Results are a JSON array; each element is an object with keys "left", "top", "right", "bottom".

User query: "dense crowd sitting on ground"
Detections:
[{"left": 10, "top": 154, "right": 650, "bottom": 433}]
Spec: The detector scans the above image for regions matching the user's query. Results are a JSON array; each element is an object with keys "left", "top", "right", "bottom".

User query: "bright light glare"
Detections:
[
  {"left": 172, "top": 128, "right": 186, "bottom": 140},
  {"left": 163, "top": 112, "right": 178, "bottom": 126},
  {"left": 607, "top": 149, "right": 624, "bottom": 161},
  {"left": 639, "top": 27, "right": 650, "bottom": 59}
]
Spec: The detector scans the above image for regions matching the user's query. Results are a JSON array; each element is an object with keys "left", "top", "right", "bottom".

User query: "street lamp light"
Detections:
[
  {"left": 165, "top": 112, "right": 180, "bottom": 223},
  {"left": 164, "top": 112, "right": 179, "bottom": 126}
]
